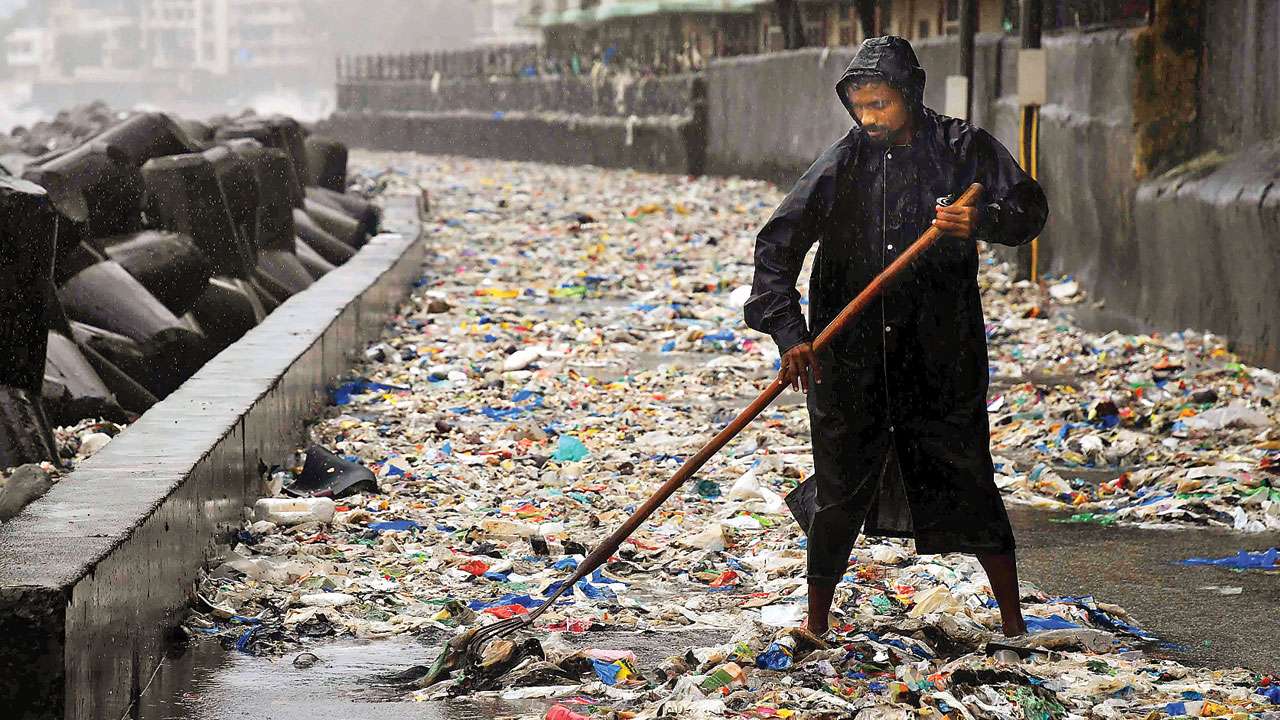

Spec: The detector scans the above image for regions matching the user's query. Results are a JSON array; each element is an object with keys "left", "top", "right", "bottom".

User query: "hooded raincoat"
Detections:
[{"left": 745, "top": 37, "right": 1048, "bottom": 582}]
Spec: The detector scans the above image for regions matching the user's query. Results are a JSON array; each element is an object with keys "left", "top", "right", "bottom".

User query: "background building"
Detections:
[{"left": 472, "top": 0, "right": 541, "bottom": 46}]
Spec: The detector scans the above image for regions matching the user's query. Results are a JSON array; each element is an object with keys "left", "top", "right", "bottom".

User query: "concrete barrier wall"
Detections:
[
  {"left": 0, "top": 198, "right": 425, "bottom": 720},
  {"left": 318, "top": 110, "right": 705, "bottom": 176},
  {"left": 338, "top": 73, "right": 698, "bottom": 118},
  {"left": 1131, "top": 148, "right": 1280, "bottom": 368},
  {"left": 1198, "top": 0, "right": 1280, "bottom": 154}
]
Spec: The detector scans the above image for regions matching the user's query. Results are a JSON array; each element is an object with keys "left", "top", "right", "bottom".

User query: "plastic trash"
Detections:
[
  {"left": 170, "top": 150, "right": 1276, "bottom": 717},
  {"left": 698, "top": 662, "right": 747, "bottom": 693},
  {"left": 252, "top": 497, "right": 335, "bottom": 526},
  {"left": 1181, "top": 547, "right": 1277, "bottom": 570},
  {"left": 285, "top": 445, "right": 378, "bottom": 499},
  {"left": 551, "top": 435, "right": 589, "bottom": 462},
  {"left": 545, "top": 705, "right": 589, "bottom": 720},
  {"left": 755, "top": 634, "right": 797, "bottom": 670}
]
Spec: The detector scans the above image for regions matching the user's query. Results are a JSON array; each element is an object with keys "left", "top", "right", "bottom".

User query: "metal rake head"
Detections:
[{"left": 462, "top": 615, "right": 529, "bottom": 657}]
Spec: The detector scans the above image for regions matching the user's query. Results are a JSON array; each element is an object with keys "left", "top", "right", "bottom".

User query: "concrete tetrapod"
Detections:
[
  {"left": 304, "top": 135, "right": 348, "bottom": 193},
  {"left": 221, "top": 140, "right": 316, "bottom": 298},
  {"left": 304, "top": 197, "right": 366, "bottom": 249},
  {"left": 190, "top": 276, "right": 267, "bottom": 353},
  {"left": 70, "top": 335, "right": 159, "bottom": 417},
  {"left": 201, "top": 145, "right": 260, "bottom": 265},
  {"left": 0, "top": 175, "right": 59, "bottom": 467},
  {"left": 305, "top": 186, "right": 381, "bottom": 238},
  {"left": 0, "top": 176, "right": 58, "bottom": 395},
  {"left": 294, "top": 237, "right": 337, "bottom": 279},
  {"left": 224, "top": 140, "right": 296, "bottom": 251},
  {"left": 24, "top": 145, "right": 145, "bottom": 267},
  {"left": 202, "top": 144, "right": 313, "bottom": 303},
  {"left": 214, "top": 117, "right": 309, "bottom": 207},
  {"left": 56, "top": 260, "right": 207, "bottom": 398},
  {"left": 142, "top": 153, "right": 268, "bottom": 353},
  {"left": 293, "top": 208, "right": 356, "bottom": 266},
  {"left": 0, "top": 386, "right": 56, "bottom": 468},
  {"left": 99, "top": 230, "right": 212, "bottom": 317},
  {"left": 141, "top": 153, "right": 257, "bottom": 279},
  {"left": 41, "top": 330, "right": 129, "bottom": 425},
  {"left": 79, "top": 111, "right": 205, "bottom": 168}
]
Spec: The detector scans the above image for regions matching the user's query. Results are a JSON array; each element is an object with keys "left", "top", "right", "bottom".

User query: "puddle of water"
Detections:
[{"left": 136, "top": 627, "right": 733, "bottom": 719}]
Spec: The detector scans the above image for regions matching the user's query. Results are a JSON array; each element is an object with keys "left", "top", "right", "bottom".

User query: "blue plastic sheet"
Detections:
[
  {"left": 542, "top": 578, "right": 615, "bottom": 600},
  {"left": 1044, "top": 596, "right": 1159, "bottom": 640},
  {"left": 1025, "top": 614, "right": 1081, "bottom": 633},
  {"left": 368, "top": 520, "right": 422, "bottom": 533},
  {"left": 234, "top": 626, "right": 257, "bottom": 653},
  {"left": 330, "top": 379, "right": 409, "bottom": 406},
  {"left": 1182, "top": 547, "right": 1277, "bottom": 570}
]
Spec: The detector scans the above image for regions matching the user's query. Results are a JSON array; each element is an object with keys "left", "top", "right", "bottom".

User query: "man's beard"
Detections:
[{"left": 863, "top": 125, "right": 893, "bottom": 147}]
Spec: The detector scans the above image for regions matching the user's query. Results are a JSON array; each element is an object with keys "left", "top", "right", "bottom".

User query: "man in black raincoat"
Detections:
[{"left": 746, "top": 36, "right": 1048, "bottom": 638}]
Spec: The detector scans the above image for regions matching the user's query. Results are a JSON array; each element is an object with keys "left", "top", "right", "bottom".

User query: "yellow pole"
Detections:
[{"left": 1029, "top": 105, "right": 1040, "bottom": 282}]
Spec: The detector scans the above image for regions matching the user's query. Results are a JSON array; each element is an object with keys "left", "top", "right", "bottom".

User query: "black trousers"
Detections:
[{"left": 794, "top": 343, "right": 1016, "bottom": 585}]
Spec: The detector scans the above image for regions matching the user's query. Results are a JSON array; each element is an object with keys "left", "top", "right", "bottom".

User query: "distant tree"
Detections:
[{"left": 774, "top": 0, "right": 807, "bottom": 49}]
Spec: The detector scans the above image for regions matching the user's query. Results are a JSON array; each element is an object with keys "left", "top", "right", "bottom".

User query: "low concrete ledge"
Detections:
[
  {"left": 0, "top": 195, "right": 426, "bottom": 720},
  {"left": 318, "top": 109, "right": 704, "bottom": 176}
]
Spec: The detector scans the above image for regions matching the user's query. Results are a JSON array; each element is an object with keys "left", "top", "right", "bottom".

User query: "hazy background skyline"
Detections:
[{"left": 0, "top": 0, "right": 498, "bottom": 129}]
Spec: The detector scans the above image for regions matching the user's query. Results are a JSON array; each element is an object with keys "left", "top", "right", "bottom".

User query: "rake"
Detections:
[{"left": 459, "top": 183, "right": 985, "bottom": 659}]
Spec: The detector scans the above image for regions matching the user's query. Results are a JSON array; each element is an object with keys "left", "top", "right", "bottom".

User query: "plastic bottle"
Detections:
[{"left": 253, "top": 497, "right": 335, "bottom": 525}]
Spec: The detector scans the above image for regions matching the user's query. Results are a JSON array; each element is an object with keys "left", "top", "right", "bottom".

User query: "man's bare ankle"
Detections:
[{"left": 804, "top": 622, "right": 828, "bottom": 636}]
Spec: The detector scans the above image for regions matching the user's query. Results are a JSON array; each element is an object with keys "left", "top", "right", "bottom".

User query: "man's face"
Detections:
[{"left": 847, "top": 81, "right": 911, "bottom": 146}]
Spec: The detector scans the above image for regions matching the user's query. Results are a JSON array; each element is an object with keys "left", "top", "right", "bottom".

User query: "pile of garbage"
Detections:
[
  {"left": 184, "top": 152, "right": 1277, "bottom": 718},
  {"left": 978, "top": 269, "right": 1279, "bottom": 532}
]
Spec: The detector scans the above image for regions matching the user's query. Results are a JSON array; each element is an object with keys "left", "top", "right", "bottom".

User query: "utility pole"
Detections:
[
  {"left": 1020, "top": 0, "right": 1042, "bottom": 50},
  {"left": 1018, "top": 0, "right": 1045, "bottom": 281}
]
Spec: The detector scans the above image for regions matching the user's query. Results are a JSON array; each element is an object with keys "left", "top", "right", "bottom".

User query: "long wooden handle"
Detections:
[{"left": 526, "top": 184, "right": 984, "bottom": 622}]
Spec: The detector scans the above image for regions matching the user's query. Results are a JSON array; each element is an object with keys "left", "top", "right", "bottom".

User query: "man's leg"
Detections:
[
  {"left": 977, "top": 551, "right": 1027, "bottom": 637},
  {"left": 805, "top": 580, "right": 837, "bottom": 635},
  {"left": 802, "top": 346, "right": 885, "bottom": 636}
]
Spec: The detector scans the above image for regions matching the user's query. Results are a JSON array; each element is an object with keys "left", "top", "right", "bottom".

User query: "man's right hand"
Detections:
[{"left": 779, "top": 342, "right": 822, "bottom": 392}]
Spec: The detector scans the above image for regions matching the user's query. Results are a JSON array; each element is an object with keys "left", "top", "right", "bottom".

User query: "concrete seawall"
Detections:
[
  {"left": 318, "top": 110, "right": 706, "bottom": 177},
  {"left": 0, "top": 196, "right": 425, "bottom": 720}
]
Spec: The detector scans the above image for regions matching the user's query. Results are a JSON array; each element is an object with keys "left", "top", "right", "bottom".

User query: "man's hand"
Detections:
[
  {"left": 933, "top": 203, "right": 979, "bottom": 239},
  {"left": 779, "top": 342, "right": 822, "bottom": 392}
]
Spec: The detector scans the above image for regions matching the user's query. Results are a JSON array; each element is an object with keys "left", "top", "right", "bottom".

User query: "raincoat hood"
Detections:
[{"left": 836, "top": 35, "right": 927, "bottom": 124}]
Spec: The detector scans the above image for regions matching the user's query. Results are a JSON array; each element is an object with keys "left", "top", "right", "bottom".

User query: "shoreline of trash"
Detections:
[{"left": 180, "top": 152, "right": 1278, "bottom": 719}]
